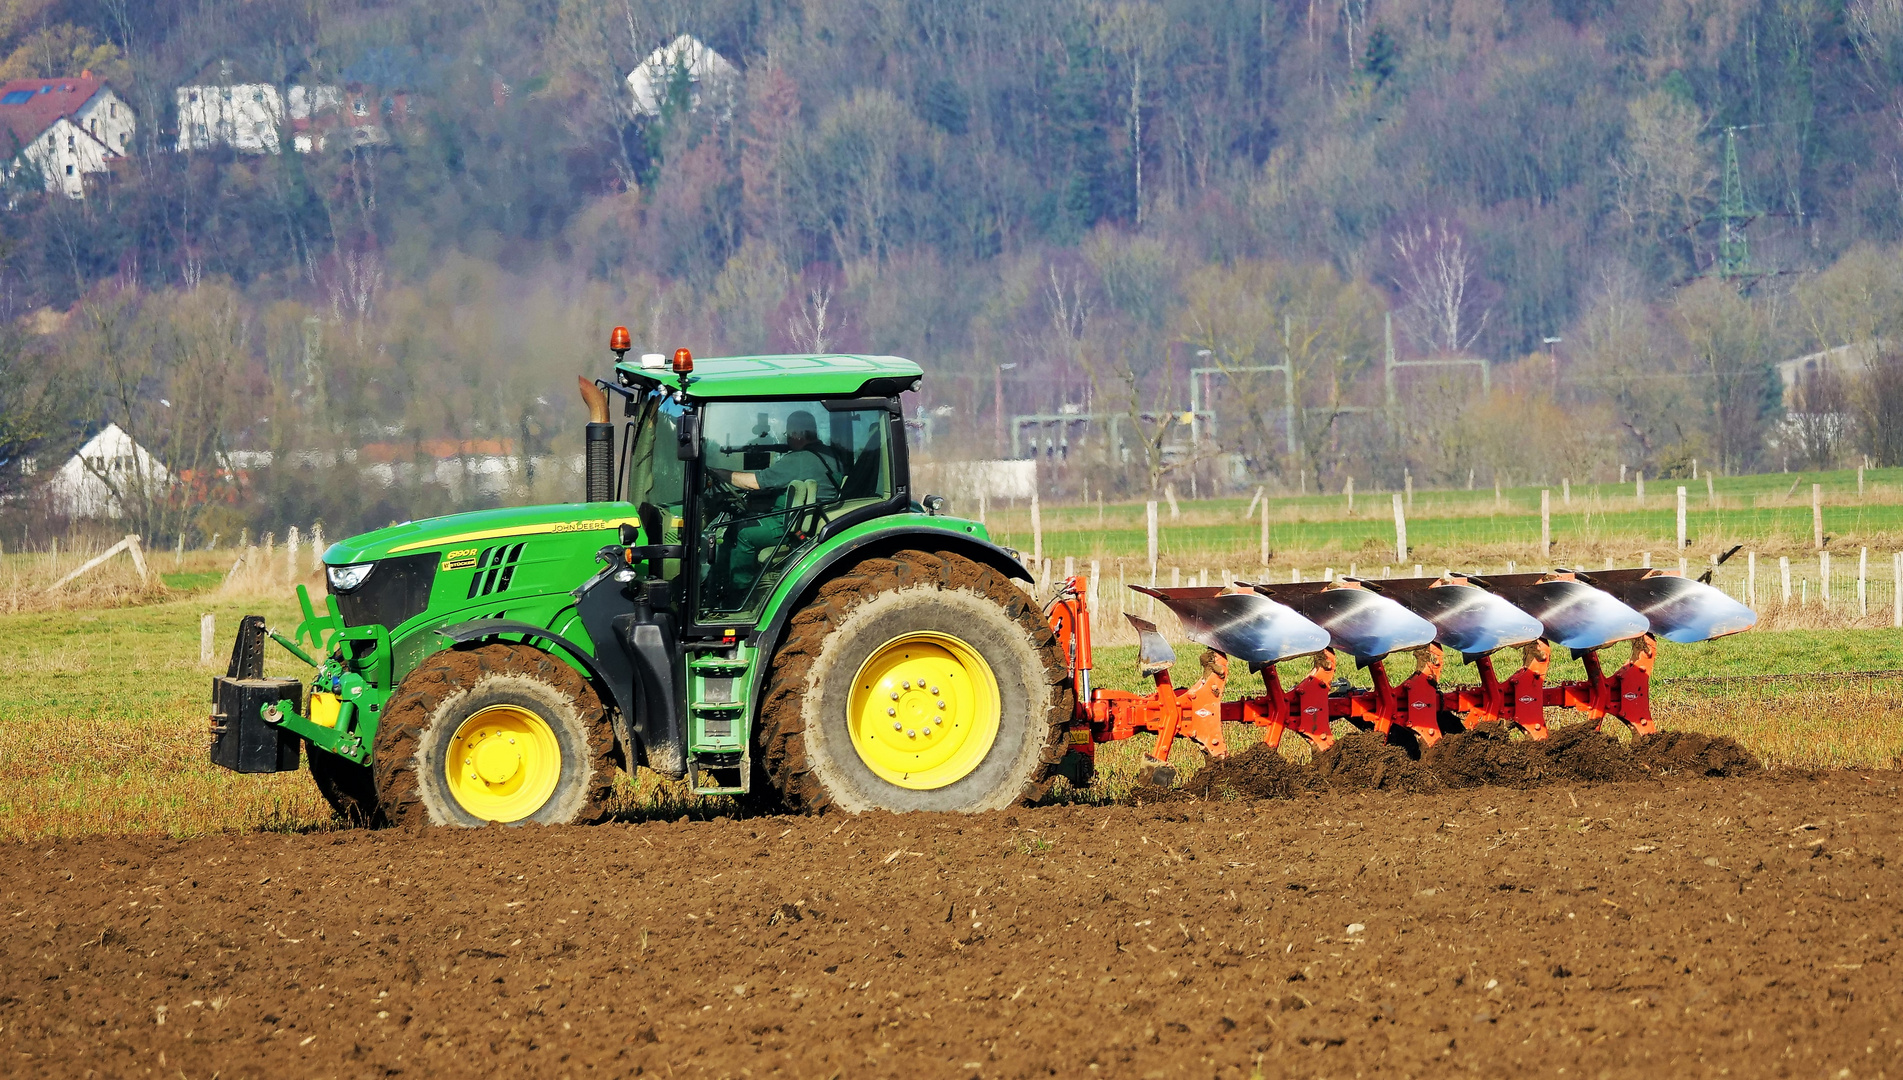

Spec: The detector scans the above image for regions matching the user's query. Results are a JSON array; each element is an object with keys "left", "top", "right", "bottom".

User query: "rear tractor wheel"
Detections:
[
  {"left": 369, "top": 643, "right": 617, "bottom": 828},
  {"left": 756, "top": 550, "right": 1073, "bottom": 814}
]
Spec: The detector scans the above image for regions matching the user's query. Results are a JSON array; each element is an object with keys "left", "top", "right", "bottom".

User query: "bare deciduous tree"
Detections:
[
  {"left": 1612, "top": 91, "right": 1715, "bottom": 247},
  {"left": 786, "top": 285, "right": 834, "bottom": 353},
  {"left": 1788, "top": 364, "right": 1847, "bottom": 468},
  {"left": 1391, "top": 220, "right": 1490, "bottom": 355},
  {"left": 1855, "top": 347, "right": 1903, "bottom": 465}
]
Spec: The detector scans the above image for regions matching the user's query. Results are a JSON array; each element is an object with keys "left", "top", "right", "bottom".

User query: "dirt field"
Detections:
[{"left": 2, "top": 758, "right": 1897, "bottom": 1080}]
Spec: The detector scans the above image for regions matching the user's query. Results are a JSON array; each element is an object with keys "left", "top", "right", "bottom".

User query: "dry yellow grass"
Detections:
[{"left": 1657, "top": 677, "right": 1903, "bottom": 771}]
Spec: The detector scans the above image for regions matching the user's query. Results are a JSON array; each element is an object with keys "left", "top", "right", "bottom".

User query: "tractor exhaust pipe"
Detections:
[{"left": 579, "top": 376, "right": 613, "bottom": 502}]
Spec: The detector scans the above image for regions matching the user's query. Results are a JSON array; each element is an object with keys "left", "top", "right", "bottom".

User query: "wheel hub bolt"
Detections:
[
  {"left": 892, "top": 721, "right": 902, "bottom": 731},
  {"left": 901, "top": 680, "right": 911, "bottom": 689},
  {"left": 890, "top": 691, "right": 900, "bottom": 701},
  {"left": 930, "top": 686, "right": 939, "bottom": 695},
  {"left": 887, "top": 707, "right": 897, "bottom": 717},
  {"left": 937, "top": 700, "right": 947, "bottom": 709},
  {"left": 933, "top": 716, "right": 943, "bottom": 725},
  {"left": 906, "top": 729, "right": 916, "bottom": 738}
]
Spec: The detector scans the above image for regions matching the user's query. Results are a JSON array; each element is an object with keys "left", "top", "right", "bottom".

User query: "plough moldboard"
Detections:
[{"left": 1047, "top": 569, "right": 1760, "bottom": 789}]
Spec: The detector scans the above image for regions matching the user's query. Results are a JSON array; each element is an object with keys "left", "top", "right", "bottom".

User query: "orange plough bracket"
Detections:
[
  {"left": 1540, "top": 634, "right": 1656, "bottom": 737},
  {"left": 1090, "top": 649, "right": 1233, "bottom": 763},
  {"left": 1223, "top": 655, "right": 1335, "bottom": 752}
]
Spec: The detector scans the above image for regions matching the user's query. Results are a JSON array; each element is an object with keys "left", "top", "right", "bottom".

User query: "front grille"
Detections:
[
  {"left": 466, "top": 542, "right": 526, "bottom": 599},
  {"left": 331, "top": 553, "right": 438, "bottom": 629}
]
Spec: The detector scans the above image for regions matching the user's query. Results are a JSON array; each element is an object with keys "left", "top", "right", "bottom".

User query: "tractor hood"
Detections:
[{"left": 321, "top": 502, "right": 640, "bottom": 565}]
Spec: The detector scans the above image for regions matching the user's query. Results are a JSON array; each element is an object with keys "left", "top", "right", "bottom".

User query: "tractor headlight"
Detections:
[{"left": 326, "top": 563, "right": 375, "bottom": 592}]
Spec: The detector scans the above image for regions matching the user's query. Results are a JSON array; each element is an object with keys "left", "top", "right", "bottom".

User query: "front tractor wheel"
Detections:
[
  {"left": 370, "top": 643, "right": 617, "bottom": 828},
  {"left": 756, "top": 550, "right": 1073, "bottom": 814}
]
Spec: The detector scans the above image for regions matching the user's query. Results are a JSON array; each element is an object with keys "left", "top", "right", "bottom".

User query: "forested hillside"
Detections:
[{"left": 4, "top": 0, "right": 1903, "bottom": 541}]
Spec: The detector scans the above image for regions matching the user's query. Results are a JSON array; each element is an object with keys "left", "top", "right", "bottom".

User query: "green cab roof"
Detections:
[{"left": 613, "top": 353, "right": 923, "bottom": 400}]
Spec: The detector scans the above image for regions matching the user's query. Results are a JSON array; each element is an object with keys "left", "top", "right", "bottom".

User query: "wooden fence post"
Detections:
[
  {"left": 1895, "top": 552, "right": 1902, "bottom": 628},
  {"left": 1859, "top": 548, "right": 1868, "bottom": 618},
  {"left": 1146, "top": 500, "right": 1158, "bottom": 616},
  {"left": 124, "top": 535, "right": 148, "bottom": 584},
  {"left": 1030, "top": 489, "right": 1042, "bottom": 564},
  {"left": 1540, "top": 489, "right": 1551, "bottom": 560},
  {"left": 1259, "top": 498, "right": 1269, "bottom": 566},
  {"left": 1392, "top": 493, "right": 1407, "bottom": 562},
  {"left": 43, "top": 535, "right": 143, "bottom": 594},
  {"left": 1146, "top": 500, "right": 1158, "bottom": 579}
]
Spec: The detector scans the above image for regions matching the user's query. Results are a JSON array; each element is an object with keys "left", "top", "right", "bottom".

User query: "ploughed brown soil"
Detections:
[{"left": 3, "top": 762, "right": 1899, "bottom": 1078}]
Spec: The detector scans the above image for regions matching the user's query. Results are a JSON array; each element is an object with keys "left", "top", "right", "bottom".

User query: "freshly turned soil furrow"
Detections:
[
  {"left": 2, "top": 770, "right": 1896, "bottom": 1079},
  {"left": 1177, "top": 722, "right": 1758, "bottom": 803}
]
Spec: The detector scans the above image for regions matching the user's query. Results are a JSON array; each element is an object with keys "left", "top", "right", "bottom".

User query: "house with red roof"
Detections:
[{"left": 0, "top": 73, "right": 134, "bottom": 199}]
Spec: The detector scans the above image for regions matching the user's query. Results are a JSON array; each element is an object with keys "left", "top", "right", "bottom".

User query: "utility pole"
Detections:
[{"left": 993, "top": 362, "right": 1016, "bottom": 458}]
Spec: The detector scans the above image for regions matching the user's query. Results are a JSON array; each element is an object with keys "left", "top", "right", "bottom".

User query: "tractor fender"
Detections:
[
  {"left": 745, "top": 525, "right": 1034, "bottom": 726},
  {"left": 434, "top": 619, "right": 640, "bottom": 768}
]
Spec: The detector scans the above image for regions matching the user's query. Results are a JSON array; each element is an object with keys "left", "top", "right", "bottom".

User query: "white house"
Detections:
[
  {"left": 0, "top": 75, "right": 135, "bottom": 199},
  {"left": 176, "top": 61, "right": 284, "bottom": 153},
  {"left": 626, "top": 35, "right": 737, "bottom": 119},
  {"left": 45, "top": 424, "right": 171, "bottom": 519}
]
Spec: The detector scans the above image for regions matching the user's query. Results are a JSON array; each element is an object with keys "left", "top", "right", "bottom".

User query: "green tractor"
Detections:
[{"left": 209, "top": 337, "right": 1074, "bottom": 825}]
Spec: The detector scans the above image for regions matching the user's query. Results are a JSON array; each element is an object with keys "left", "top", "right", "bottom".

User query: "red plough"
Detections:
[{"left": 1045, "top": 569, "right": 1757, "bottom": 787}]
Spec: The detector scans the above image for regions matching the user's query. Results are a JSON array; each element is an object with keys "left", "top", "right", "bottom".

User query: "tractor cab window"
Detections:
[
  {"left": 625, "top": 389, "right": 688, "bottom": 556},
  {"left": 697, "top": 399, "right": 893, "bottom": 620}
]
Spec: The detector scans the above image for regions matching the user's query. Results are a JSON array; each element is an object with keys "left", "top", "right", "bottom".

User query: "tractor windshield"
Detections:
[{"left": 696, "top": 400, "right": 893, "bottom": 621}]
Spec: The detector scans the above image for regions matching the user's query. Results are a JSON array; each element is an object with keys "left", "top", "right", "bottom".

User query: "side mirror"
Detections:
[
  {"left": 676, "top": 412, "right": 701, "bottom": 460},
  {"left": 922, "top": 494, "right": 946, "bottom": 516}
]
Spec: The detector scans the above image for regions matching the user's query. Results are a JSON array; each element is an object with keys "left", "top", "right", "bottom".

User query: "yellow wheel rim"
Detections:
[
  {"left": 444, "top": 705, "right": 562, "bottom": 822},
  {"left": 847, "top": 632, "right": 1000, "bottom": 790}
]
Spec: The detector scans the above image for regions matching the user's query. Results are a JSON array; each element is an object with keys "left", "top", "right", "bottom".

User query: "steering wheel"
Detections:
[{"left": 703, "top": 470, "right": 749, "bottom": 517}]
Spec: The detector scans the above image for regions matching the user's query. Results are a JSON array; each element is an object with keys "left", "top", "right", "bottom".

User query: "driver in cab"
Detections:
[{"left": 707, "top": 411, "right": 840, "bottom": 587}]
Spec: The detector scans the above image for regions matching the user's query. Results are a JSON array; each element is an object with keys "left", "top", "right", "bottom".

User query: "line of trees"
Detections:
[{"left": 5, "top": 1, "right": 1903, "bottom": 542}]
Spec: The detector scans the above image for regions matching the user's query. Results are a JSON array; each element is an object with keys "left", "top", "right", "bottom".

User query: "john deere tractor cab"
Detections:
[{"left": 209, "top": 333, "right": 1073, "bottom": 826}]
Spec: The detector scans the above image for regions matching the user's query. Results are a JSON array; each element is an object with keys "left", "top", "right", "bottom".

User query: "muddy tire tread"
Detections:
[
  {"left": 308, "top": 748, "right": 379, "bottom": 826},
  {"left": 754, "top": 550, "right": 1072, "bottom": 814},
  {"left": 370, "top": 643, "right": 616, "bottom": 829}
]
